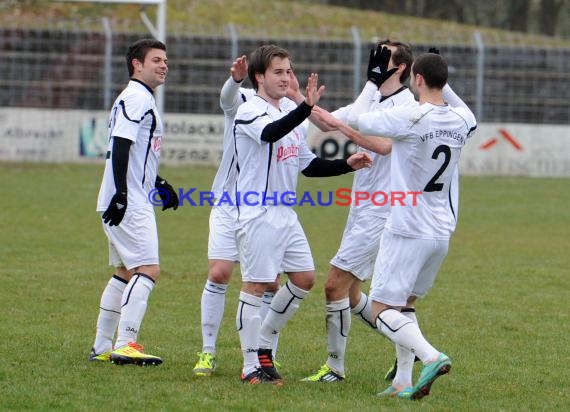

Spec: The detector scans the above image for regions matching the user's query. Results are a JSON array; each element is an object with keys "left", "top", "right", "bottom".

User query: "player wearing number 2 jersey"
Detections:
[
  {"left": 361, "top": 52, "right": 476, "bottom": 400},
  {"left": 319, "top": 52, "right": 476, "bottom": 399}
]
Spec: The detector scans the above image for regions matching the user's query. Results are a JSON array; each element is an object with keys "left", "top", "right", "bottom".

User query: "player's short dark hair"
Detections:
[
  {"left": 126, "top": 38, "right": 167, "bottom": 77},
  {"left": 412, "top": 53, "right": 448, "bottom": 89},
  {"left": 248, "top": 44, "right": 291, "bottom": 91},
  {"left": 378, "top": 39, "right": 413, "bottom": 84}
]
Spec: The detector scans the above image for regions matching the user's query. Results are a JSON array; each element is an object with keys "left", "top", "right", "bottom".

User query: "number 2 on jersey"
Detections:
[{"left": 424, "top": 145, "right": 451, "bottom": 192}]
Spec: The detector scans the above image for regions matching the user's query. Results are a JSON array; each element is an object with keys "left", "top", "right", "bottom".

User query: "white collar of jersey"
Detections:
[
  {"left": 130, "top": 79, "right": 154, "bottom": 95},
  {"left": 254, "top": 94, "right": 297, "bottom": 112},
  {"left": 379, "top": 85, "right": 407, "bottom": 102}
]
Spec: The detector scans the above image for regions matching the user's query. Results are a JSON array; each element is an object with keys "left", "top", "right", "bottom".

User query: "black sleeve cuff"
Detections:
[
  {"left": 301, "top": 157, "right": 354, "bottom": 177},
  {"left": 260, "top": 102, "right": 313, "bottom": 143}
]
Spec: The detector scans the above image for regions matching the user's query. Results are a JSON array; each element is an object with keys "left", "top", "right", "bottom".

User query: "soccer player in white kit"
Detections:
[
  {"left": 321, "top": 52, "right": 477, "bottom": 399},
  {"left": 193, "top": 56, "right": 282, "bottom": 376},
  {"left": 302, "top": 40, "right": 416, "bottom": 383},
  {"left": 90, "top": 39, "right": 179, "bottom": 366},
  {"left": 231, "top": 44, "right": 372, "bottom": 384}
]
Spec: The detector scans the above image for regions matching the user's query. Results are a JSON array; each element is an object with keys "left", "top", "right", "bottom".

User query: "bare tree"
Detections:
[
  {"left": 507, "top": 0, "right": 531, "bottom": 32},
  {"left": 540, "top": 0, "right": 565, "bottom": 36},
  {"left": 314, "top": 0, "right": 569, "bottom": 37}
]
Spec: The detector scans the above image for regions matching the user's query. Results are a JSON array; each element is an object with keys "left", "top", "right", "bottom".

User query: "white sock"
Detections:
[
  {"left": 201, "top": 280, "right": 228, "bottom": 354},
  {"left": 236, "top": 291, "right": 262, "bottom": 376},
  {"left": 375, "top": 308, "right": 439, "bottom": 362},
  {"left": 258, "top": 281, "right": 308, "bottom": 350},
  {"left": 350, "top": 292, "right": 376, "bottom": 330},
  {"left": 259, "top": 291, "right": 274, "bottom": 322},
  {"left": 93, "top": 275, "right": 127, "bottom": 354},
  {"left": 260, "top": 291, "right": 280, "bottom": 359},
  {"left": 115, "top": 273, "right": 155, "bottom": 348},
  {"left": 393, "top": 308, "right": 418, "bottom": 388},
  {"left": 326, "top": 298, "right": 350, "bottom": 375}
]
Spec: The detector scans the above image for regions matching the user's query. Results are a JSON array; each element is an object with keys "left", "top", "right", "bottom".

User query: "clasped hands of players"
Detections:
[
  {"left": 102, "top": 177, "right": 179, "bottom": 227},
  {"left": 346, "top": 151, "right": 373, "bottom": 170}
]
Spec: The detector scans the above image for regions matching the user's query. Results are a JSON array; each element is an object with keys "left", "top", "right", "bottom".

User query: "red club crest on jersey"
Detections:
[{"left": 152, "top": 136, "right": 162, "bottom": 152}]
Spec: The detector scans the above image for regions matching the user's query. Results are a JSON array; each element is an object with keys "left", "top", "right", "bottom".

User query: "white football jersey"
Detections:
[
  {"left": 210, "top": 78, "right": 256, "bottom": 198},
  {"left": 358, "top": 103, "right": 477, "bottom": 239},
  {"left": 231, "top": 95, "right": 315, "bottom": 221},
  {"left": 97, "top": 80, "right": 163, "bottom": 211},
  {"left": 333, "top": 86, "right": 416, "bottom": 216}
]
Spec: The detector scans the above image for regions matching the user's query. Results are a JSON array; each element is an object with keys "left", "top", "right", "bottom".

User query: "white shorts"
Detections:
[
  {"left": 236, "top": 206, "right": 314, "bottom": 282},
  {"left": 101, "top": 207, "right": 159, "bottom": 270},
  {"left": 207, "top": 205, "right": 239, "bottom": 261},
  {"left": 330, "top": 210, "right": 387, "bottom": 281},
  {"left": 370, "top": 231, "right": 449, "bottom": 307}
]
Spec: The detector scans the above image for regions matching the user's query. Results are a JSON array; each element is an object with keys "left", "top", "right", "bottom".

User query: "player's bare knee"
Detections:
[
  {"left": 208, "top": 266, "right": 232, "bottom": 284},
  {"left": 136, "top": 264, "right": 160, "bottom": 281},
  {"left": 115, "top": 266, "right": 133, "bottom": 281},
  {"left": 208, "top": 259, "right": 233, "bottom": 284},
  {"left": 324, "top": 278, "right": 341, "bottom": 299},
  {"left": 242, "top": 281, "right": 267, "bottom": 297},
  {"left": 266, "top": 275, "right": 281, "bottom": 292},
  {"left": 324, "top": 266, "right": 354, "bottom": 300},
  {"left": 288, "top": 271, "right": 315, "bottom": 291}
]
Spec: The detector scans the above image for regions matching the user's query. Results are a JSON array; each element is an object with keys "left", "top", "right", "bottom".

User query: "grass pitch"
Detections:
[{"left": 0, "top": 163, "right": 568, "bottom": 411}]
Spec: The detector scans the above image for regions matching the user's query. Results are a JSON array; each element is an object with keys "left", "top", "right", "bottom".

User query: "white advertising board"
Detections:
[
  {"left": 1, "top": 108, "right": 568, "bottom": 178},
  {"left": 0, "top": 108, "right": 225, "bottom": 166},
  {"left": 307, "top": 123, "right": 570, "bottom": 178}
]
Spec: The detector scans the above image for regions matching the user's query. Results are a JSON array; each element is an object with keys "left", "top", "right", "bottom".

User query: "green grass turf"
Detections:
[{"left": 0, "top": 163, "right": 568, "bottom": 411}]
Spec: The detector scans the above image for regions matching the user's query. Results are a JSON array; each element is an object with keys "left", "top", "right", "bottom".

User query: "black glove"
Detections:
[
  {"left": 428, "top": 47, "right": 440, "bottom": 54},
  {"left": 102, "top": 192, "right": 127, "bottom": 226},
  {"left": 155, "top": 177, "right": 179, "bottom": 211},
  {"left": 367, "top": 44, "right": 398, "bottom": 88}
]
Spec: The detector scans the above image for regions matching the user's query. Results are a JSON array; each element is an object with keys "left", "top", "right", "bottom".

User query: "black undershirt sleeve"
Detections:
[
  {"left": 260, "top": 102, "right": 313, "bottom": 143},
  {"left": 111, "top": 136, "right": 131, "bottom": 194},
  {"left": 301, "top": 157, "right": 354, "bottom": 177}
]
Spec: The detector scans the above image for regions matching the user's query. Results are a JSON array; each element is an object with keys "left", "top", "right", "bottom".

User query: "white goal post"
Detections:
[{"left": 57, "top": 0, "right": 167, "bottom": 114}]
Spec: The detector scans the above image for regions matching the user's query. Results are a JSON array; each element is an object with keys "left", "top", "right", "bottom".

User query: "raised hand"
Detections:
[
  {"left": 286, "top": 70, "right": 304, "bottom": 103},
  {"left": 367, "top": 45, "right": 397, "bottom": 88},
  {"left": 304, "top": 73, "right": 325, "bottom": 107},
  {"left": 231, "top": 55, "right": 248, "bottom": 82}
]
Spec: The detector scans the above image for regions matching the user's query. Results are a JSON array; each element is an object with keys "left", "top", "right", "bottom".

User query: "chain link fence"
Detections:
[{"left": 1, "top": 19, "right": 569, "bottom": 124}]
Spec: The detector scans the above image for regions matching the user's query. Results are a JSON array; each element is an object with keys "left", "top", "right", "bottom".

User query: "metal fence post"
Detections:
[
  {"left": 227, "top": 23, "right": 238, "bottom": 60},
  {"left": 102, "top": 17, "right": 112, "bottom": 110},
  {"left": 351, "top": 26, "right": 362, "bottom": 100},
  {"left": 473, "top": 30, "right": 485, "bottom": 121}
]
